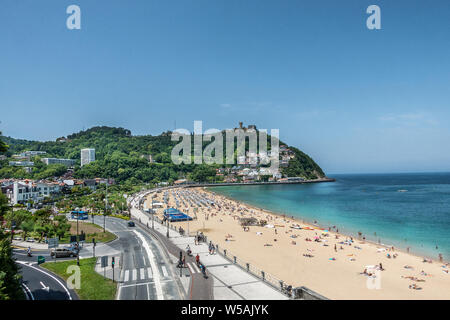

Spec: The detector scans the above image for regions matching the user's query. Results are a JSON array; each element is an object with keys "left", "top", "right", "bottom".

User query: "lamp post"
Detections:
[
  {"left": 151, "top": 202, "right": 154, "bottom": 230},
  {"left": 166, "top": 218, "right": 170, "bottom": 238},
  {"left": 104, "top": 182, "right": 108, "bottom": 233},
  {"left": 76, "top": 211, "right": 80, "bottom": 266}
]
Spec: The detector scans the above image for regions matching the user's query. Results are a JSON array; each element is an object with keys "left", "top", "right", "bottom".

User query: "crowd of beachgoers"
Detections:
[{"left": 145, "top": 187, "right": 450, "bottom": 299}]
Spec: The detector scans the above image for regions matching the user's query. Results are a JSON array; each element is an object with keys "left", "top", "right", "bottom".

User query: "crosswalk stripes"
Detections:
[
  {"left": 161, "top": 265, "right": 168, "bottom": 278},
  {"left": 191, "top": 262, "right": 200, "bottom": 273},
  {"left": 147, "top": 267, "right": 153, "bottom": 278},
  {"left": 121, "top": 267, "right": 158, "bottom": 283},
  {"left": 186, "top": 262, "right": 200, "bottom": 274}
]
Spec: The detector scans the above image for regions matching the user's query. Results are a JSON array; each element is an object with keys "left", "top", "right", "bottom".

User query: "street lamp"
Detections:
[
  {"left": 151, "top": 202, "right": 154, "bottom": 230},
  {"left": 76, "top": 211, "right": 80, "bottom": 266},
  {"left": 166, "top": 205, "right": 169, "bottom": 238}
]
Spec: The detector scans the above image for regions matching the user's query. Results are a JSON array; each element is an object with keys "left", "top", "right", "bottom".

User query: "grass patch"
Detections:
[
  {"left": 42, "top": 257, "right": 117, "bottom": 300},
  {"left": 58, "top": 222, "right": 117, "bottom": 244}
]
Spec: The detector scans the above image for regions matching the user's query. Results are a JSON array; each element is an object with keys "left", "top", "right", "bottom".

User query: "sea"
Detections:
[{"left": 210, "top": 173, "right": 450, "bottom": 261}]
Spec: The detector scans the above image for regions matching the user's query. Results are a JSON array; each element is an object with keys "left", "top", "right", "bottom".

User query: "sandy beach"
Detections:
[{"left": 145, "top": 187, "right": 450, "bottom": 300}]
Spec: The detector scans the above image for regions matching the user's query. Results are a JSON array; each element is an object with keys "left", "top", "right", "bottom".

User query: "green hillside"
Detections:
[{"left": 0, "top": 126, "right": 325, "bottom": 183}]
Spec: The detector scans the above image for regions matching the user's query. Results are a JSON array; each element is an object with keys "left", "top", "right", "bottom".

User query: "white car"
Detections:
[
  {"left": 13, "top": 236, "right": 23, "bottom": 241},
  {"left": 26, "top": 237, "right": 36, "bottom": 243}
]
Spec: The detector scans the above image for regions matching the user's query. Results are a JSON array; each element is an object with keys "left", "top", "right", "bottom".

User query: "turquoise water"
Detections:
[{"left": 210, "top": 173, "right": 450, "bottom": 261}]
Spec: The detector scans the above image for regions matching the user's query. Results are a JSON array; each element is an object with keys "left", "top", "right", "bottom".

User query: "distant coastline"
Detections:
[{"left": 181, "top": 177, "right": 336, "bottom": 188}]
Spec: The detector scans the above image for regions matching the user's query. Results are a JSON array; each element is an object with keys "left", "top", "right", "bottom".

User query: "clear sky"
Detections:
[{"left": 1, "top": 0, "right": 450, "bottom": 174}]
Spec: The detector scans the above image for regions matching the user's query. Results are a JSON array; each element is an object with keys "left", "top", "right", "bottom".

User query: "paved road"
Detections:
[
  {"left": 78, "top": 215, "right": 185, "bottom": 300},
  {"left": 14, "top": 250, "right": 76, "bottom": 300},
  {"left": 133, "top": 218, "right": 213, "bottom": 300}
]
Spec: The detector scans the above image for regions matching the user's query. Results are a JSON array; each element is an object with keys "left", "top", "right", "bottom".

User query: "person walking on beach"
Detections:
[{"left": 334, "top": 244, "right": 337, "bottom": 252}]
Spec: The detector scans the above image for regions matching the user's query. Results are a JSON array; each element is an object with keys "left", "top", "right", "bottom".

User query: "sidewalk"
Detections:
[
  {"left": 12, "top": 240, "right": 49, "bottom": 250},
  {"left": 130, "top": 206, "right": 288, "bottom": 300}
]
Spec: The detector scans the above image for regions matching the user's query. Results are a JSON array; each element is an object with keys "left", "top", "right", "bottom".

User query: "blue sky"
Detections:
[{"left": 1, "top": 0, "right": 450, "bottom": 174}]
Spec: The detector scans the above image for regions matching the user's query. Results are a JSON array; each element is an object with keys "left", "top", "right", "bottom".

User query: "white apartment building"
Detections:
[
  {"left": 81, "top": 148, "right": 95, "bottom": 167},
  {"left": 11, "top": 181, "right": 42, "bottom": 205},
  {"left": 42, "top": 158, "right": 75, "bottom": 166},
  {"left": 36, "top": 182, "right": 61, "bottom": 197},
  {"left": 9, "top": 161, "right": 34, "bottom": 167}
]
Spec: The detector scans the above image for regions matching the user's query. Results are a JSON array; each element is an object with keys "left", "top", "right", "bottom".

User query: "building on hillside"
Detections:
[
  {"left": 174, "top": 179, "right": 188, "bottom": 185},
  {"left": 42, "top": 158, "right": 75, "bottom": 166},
  {"left": 6, "top": 181, "right": 42, "bottom": 205},
  {"left": 0, "top": 155, "right": 7, "bottom": 161},
  {"left": 9, "top": 161, "right": 34, "bottom": 167},
  {"left": 21, "top": 151, "right": 47, "bottom": 157},
  {"left": 81, "top": 148, "right": 95, "bottom": 167},
  {"left": 83, "top": 179, "right": 98, "bottom": 190},
  {"left": 11, "top": 155, "right": 30, "bottom": 160},
  {"left": 36, "top": 181, "right": 61, "bottom": 197}
]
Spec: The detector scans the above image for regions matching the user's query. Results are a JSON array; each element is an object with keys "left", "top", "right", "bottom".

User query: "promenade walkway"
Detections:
[{"left": 130, "top": 206, "right": 288, "bottom": 300}]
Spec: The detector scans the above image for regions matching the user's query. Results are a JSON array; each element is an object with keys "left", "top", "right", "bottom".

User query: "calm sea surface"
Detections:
[{"left": 210, "top": 173, "right": 450, "bottom": 260}]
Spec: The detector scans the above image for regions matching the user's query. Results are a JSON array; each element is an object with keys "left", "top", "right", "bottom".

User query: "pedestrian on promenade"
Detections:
[
  {"left": 182, "top": 255, "right": 186, "bottom": 268},
  {"left": 201, "top": 264, "right": 207, "bottom": 278},
  {"left": 196, "top": 253, "right": 200, "bottom": 267}
]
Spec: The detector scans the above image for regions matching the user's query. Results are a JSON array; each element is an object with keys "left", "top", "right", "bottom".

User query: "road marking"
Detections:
[
  {"left": 16, "top": 261, "right": 72, "bottom": 300},
  {"left": 161, "top": 265, "right": 168, "bottom": 277},
  {"left": 124, "top": 270, "right": 130, "bottom": 282},
  {"left": 133, "top": 230, "right": 164, "bottom": 300},
  {"left": 119, "top": 279, "right": 173, "bottom": 288},
  {"left": 191, "top": 262, "right": 200, "bottom": 273},
  {"left": 140, "top": 268, "right": 145, "bottom": 280},
  {"left": 22, "top": 283, "right": 34, "bottom": 300},
  {"left": 186, "top": 263, "right": 192, "bottom": 273},
  {"left": 132, "top": 269, "right": 137, "bottom": 281},
  {"left": 40, "top": 281, "right": 50, "bottom": 292},
  {"left": 147, "top": 267, "right": 153, "bottom": 279}
]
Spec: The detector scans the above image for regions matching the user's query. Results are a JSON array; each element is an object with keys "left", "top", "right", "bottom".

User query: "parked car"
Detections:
[
  {"left": 13, "top": 236, "right": 23, "bottom": 241},
  {"left": 127, "top": 221, "right": 135, "bottom": 227},
  {"left": 26, "top": 237, "right": 36, "bottom": 243},
  {"left": 50, "top": 248, "right": 78, "bottom": 258}
]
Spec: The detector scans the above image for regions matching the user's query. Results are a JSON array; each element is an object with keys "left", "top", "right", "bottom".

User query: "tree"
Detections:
[
  {"left": 4, "top": 209, "right": 31, "bottom": 229},
  {"left": 0, "top": 236, "right": 24, "bottom": 300},
  {"left": 19, "top": 220, "right": 34, "bottom": 240},
  {"left": 33, "top": 224, "right": 46, "bottom": 243},
  {"left": 0, "top": 132, "right": 8, "bottom": 153},
  {"left": 0, "top": 193, "right": 9, "bottom": 224}
]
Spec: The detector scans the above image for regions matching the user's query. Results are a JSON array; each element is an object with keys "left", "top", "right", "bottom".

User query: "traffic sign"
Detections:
[
  {"left": 37, "top": 256, "right": 45, "bottom": 265},
  {"left": 48, "top": 238, "right": 59, "bottom": 249},
  {"left": 101, "top": 255, "right": 108, "bottom": 268}
]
